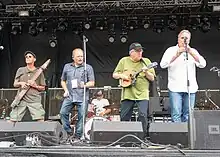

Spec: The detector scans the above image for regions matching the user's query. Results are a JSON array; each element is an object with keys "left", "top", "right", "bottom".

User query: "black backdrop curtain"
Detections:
[{"left": 0, "top": 27, "right": 220, "bottom": 89}]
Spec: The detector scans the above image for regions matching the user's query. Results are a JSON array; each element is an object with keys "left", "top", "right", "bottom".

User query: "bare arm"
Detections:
[
  {"left": 145, "top": 71, "right": 155, "bottom": 81},
  {"left": 61, "top": 80, "right": 68, "bottom": 92}
]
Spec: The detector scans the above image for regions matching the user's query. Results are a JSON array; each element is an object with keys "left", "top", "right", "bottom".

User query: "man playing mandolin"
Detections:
[
  {"left": 113, "top": 42, "right": 156, "bottom": 142},
  {"left": 9, "top": 51, "right": 46, "bottom": 122}
]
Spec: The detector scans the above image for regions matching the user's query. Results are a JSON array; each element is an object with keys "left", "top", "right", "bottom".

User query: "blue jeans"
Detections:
[
  {"left": 120, "top": 99, "right": 149, "bottom": 139},
  {"left": 169, "top": 91, "right": 196, "bottom": 122},
  {"left": 60, "top": 98, "right": 88, "bottom": 138}
]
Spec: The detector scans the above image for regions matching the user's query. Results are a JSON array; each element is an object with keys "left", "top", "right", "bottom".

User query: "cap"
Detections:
[
  {"left": 24, "top": 51, "right": 36, "bottom": 58},
  {"left": 129, "top": 42, "right": 144, "bottom": 51}
]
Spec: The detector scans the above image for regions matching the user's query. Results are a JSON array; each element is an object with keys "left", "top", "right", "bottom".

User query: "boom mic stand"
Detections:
[
  {"left": 81, "top": 35, "right": 88, "bottom": 141},
  {"left": 184, "top": 38, "right": 195, "bottom": 149}
]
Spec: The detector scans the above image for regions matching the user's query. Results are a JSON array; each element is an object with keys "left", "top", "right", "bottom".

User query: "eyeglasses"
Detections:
[{"left": 25, "top": 55, "right": 33, "bottom": 58}]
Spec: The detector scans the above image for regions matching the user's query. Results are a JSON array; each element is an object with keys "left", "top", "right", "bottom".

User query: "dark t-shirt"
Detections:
[{"left": 14, "top": 67, "right": 46, "bottom": 103}]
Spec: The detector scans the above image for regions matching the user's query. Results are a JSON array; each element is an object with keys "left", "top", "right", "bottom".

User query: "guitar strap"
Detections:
[{"left": 140, "top": 59, "right": 161, "bottom": 97}]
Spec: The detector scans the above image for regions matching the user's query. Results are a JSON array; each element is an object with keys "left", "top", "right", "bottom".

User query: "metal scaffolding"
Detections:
[{"left": 5, "top": 0, "right": 204, "bottom": 13}]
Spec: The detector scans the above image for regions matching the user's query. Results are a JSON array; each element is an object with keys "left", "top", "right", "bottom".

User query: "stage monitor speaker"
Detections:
[
  {"left": 149, "top": 122, "right": 188, "bottom": 147},
  {"left": 0, "top": 121, "right": 63, "bottom": 146},
  {"left": 91, "top": 121, "right": 143, "bottom": 146},
  {"left": 191, "top": 110, "right": 220, "bottom": 149}
]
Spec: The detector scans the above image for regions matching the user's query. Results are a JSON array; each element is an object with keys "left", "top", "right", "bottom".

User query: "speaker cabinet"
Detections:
[
  {"left": 191, "top": 110, "right": 220, "bottom": 149},
  {"left": 91, "top": 121, "right": 143, "bottom": 145},
  {"left": 0, "top": 121, "right": 63, "bottom": 146},
  {"left": 149, "top": 122, "right": 188, "bottom": 147}
]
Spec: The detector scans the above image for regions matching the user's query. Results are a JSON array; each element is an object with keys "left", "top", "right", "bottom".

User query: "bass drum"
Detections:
[{"left": 84, "top": 116, "right": 110, "bottom": 140}]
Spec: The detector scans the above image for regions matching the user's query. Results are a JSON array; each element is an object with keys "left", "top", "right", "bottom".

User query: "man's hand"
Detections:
[
  {"left": 120, "top": 74, "right": 129, "bottom": 80},
  {"left": 177, "top": 47, "right": 186, "bottom": 56},
  {"left": 27, "top": 80, "right": 37, "bottom": 87},
  {"left": 99, "top": 111, "right": 105, "bottom": 116},
  {"left": 19, "top": 82, "right": 29, "bottom": 89},
  {"left": 63, "top": 90, "right": 69, "bottom": 97}
]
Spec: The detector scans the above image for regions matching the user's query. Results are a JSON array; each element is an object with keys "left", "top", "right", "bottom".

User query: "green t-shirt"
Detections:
[{"left": 113, "top": 57, "right": 155, "bottom": 101}]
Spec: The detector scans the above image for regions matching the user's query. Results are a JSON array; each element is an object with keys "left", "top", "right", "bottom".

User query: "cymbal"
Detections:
[{"left": 103, "top": 105, "right": 120, "bottom": 109}]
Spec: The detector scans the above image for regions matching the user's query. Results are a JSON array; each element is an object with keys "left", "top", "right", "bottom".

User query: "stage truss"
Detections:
[{"left": 0, "top": 0, "right": 219, "bottom": 20}]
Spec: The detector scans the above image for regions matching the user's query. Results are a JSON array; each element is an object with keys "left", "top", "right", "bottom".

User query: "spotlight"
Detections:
[
  {"left": 201, "top": 17, "right": 210, "bottom": 32},
  {"left": 29, "top": 22, "right": 38, "bottom": 36},
  {"left": 84, "top": 23, "right": 90, "bottom": 30},
  {"left": 11, "top": 23, "right": 21, "bottom": 35},
  {"left": 72, "top": 22, "right": 83, "bottom": 35},
  {"left": 127, "top": 20, "right": 137, "bottom": 30},
  {"left": 168, "top": 16, "right": 177, "bottom": 30},
  {"left": 96, "top": 20, "right": 107, "bottom": 31},
  {"left": 37, "top": 22, "right": 44, "bottom": 32},
  {"left": 153, "top": 19, "right": 164, "bottom": 33},
  {"left": 143, "top": 20, "right": 150, "bottom": 29},
  {"left": 189, "top": 16, "right": 200, "bottom": 31},
  {"left": 108, "top": 33, "right": 115, "bottom": 43},
  {"left": 58, "top": 21, "right": 68, "bottom": 31},
  {"left": 120, "top": 32, "right": 128, "bottom": 43},
  {"left": 49, "top": 35, "right": 57, "bottom": 48}
]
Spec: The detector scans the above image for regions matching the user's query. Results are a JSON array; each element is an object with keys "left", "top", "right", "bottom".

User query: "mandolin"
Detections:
[{"left": 119, "top": 62, "right": 158, "bottom": 88}]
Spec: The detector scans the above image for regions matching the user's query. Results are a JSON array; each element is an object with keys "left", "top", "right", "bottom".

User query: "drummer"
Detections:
[{"left": 91, "top": 90, "right": 111, "bottom": 116}]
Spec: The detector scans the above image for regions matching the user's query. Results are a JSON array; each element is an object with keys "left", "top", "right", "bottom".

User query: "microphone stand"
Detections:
[
  {"left": 184, "top": 39, "right": 195, "bottom": 149},
  {"left": 81, "top": 35, "right": 88, "bottom": 141}
]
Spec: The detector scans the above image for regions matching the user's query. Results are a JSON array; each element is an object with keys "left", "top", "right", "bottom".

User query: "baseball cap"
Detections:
[
  {"left": 24, "top": 51, "right": 36, "bottom": 58},
  {"left": 129, "top": 42, "right": 144, "bottom": 51}
]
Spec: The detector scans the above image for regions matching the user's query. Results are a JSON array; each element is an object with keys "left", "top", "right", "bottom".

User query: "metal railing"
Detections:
[{"left": 0, "top": 88, "right": 219, "bottom": 118}]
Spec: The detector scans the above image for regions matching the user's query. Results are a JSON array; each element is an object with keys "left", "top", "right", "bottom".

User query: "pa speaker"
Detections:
[
  {"left": 0, "top": 121, "right": 63, "bottom": 146},
  {"left": 191, "top": 110, "right": 220, "bottom": 149},
  {"left": 91, "top": 121, "right": 143, "bottom": 145},
  {"left": 149, "top": 122, "right": 188, "bottom": 147}
]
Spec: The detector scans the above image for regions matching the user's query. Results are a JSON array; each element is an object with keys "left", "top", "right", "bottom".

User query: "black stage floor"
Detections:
[{"left": 0, "top": 146, "right": 220, "bottom": 157}]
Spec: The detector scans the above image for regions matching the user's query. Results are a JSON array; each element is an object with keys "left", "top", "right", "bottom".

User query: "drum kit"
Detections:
[{"left": 85, "top": 104, "right": 120, "bottom": 140}]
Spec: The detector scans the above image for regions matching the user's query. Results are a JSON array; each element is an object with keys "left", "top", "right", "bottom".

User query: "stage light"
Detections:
[
  {"left": 72, "top": 22, "right": 83, "bottom": 35},
  {"left": 11, "top": 23, "right": 21, "bottom": 35},
  {"left": 201, "top": 17, "right": 210, "bottom": 32},
  {"left": 120, "top": 32, "right": 128, "bottom": 43},
  {"left": 168, "top": 16, "right": 177, "bottom": 30},
  {"left": 153, "top": 19, "right": 164, "bottom": 33},
  {"left": 58, "top": 21, "right": 68, "bottom": 31},
  {"left": 96, "top": 20, "right": 107, "bottom": 31},
  {"left": 189, "top": 16, "right": 200, "bottom": 30},
  {"left": 84, "top": 23, "right": 90, "bottom": 30},
  {"left": 108, "top": 33, "right": 116, "bottom": 43},
  {"left": 143, "top": 20, "right": 150, "bottom": 29},
  {"left": 29, "top": 22, "right": 38, "bottom": 36},
  {"left": 127, "top": 20, "right": 137, "bottom": 30},
  {"left": 18, "top": 10, "right": 29, "bottom": 17},
  {"left": 37, "top": 22, "right": 44, "bottom": 32},
  {"left": 49, "top": 35, "right": 57, "bottom": 48}
]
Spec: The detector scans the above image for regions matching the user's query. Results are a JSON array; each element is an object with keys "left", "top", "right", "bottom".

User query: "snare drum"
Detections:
[{"left": 84, "top": 116, "right": 109, "bottom": 140}]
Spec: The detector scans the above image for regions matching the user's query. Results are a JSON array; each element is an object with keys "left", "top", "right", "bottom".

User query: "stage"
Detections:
[{"left": 0, "top": 145, "right": 220, "bottom": 157}]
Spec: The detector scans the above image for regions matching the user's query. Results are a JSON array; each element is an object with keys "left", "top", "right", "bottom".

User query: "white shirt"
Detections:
[
  {"left": 160, "top": 45, "right": 206, "bottom": 93},
  {"left": 91, "top": 98, "right": 110, "bottom": 116}
]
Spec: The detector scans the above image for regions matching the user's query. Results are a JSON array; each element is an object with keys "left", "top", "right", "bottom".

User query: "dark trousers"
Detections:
[{"left": 120, "top": 99, "right": 149, "bottom": 139}]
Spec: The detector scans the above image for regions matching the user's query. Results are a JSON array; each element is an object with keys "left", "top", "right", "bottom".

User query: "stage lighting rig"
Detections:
[
  {"left": 143, "top": 20, "right": 150, "bottom": 29},
  {"left": 120, "top": 32, "right": 128, "bottom": 43},
  {"left": 11, "top": 23, "right": 21, "bottom": 35},
  {"left": 49, "top": 34, "right": 57, "bottom": 48},
  {"left": 29, "top": 22, "right": 38, "bottom": 36},
  {"left": 57, "top": 20, "right": 68, "bottom": 32},
  {"left": 200, "top": 17, "right": 211, "bottom": 32},
  {"left": 168, "top": 16, "right": 177, "bottom": 30}
]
